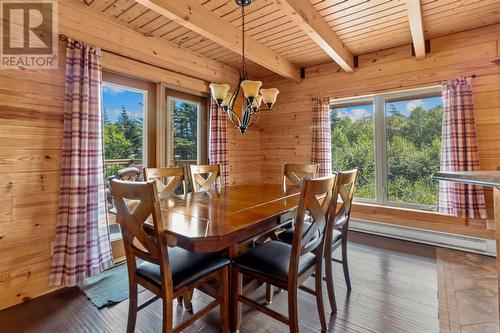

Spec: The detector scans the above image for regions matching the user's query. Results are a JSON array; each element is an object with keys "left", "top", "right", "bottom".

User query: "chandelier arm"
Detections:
[
  {"left": 247, "top": 108, "right": 261, "bottom": 128},
  {"left": 224, "top": 107, "right": 243, "bottom": 127},
  {"left": 241, "top": 101, "right": 254, "bottom": 128},
  {"left": 228, "top": 77, "right": 243, "bottom": 112}
]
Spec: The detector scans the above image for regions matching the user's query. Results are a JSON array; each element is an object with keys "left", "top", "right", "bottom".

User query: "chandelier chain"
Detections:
[{"left": 240, "top": 4, "right": 246, "bottom": 78}]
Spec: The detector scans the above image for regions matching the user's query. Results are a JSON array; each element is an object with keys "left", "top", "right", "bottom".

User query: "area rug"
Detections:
[{"left": 78, "top": 262, "right": 129, "bottom": 309}]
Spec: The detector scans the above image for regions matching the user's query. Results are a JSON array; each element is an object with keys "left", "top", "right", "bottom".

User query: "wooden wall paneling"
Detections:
[
  {"left": 227, "top": 125, "right": 261, "bottom": 186},
  {"left": 0, "top": 41, "right": 65, "bottom": 309},
  {"left": 259, "top": 23, "right": 500, "bottom": 234}
]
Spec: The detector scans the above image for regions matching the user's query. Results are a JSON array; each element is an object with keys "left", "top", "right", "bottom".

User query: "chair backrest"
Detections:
[
  {"left": 333, "top": 169, "right": 358, "bottom": 230},
  {"left": 189, "top": 164, "right": 222, "bottom": 192},
  {"left": 110, "top": 179, "right": 173, "bottom": 288},
  {"left": 282, "top": 163, "right": 319, "bottom": 190},
  {"left": 116, "top": 167, "right": 141, "bottom": 181},
  {"left": 289, "top": 174, "right": 337, "bottom": 276},
  {"left": 144, "top": 167, "right": 187, "bottom": 197}
]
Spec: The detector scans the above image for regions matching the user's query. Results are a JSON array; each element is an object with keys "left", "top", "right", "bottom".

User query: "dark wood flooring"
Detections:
[{"left": 0, "top": 232, "right": 442, "bottom": 333}]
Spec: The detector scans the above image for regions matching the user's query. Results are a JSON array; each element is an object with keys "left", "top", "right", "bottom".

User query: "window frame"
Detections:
[
  {"left": 101, "top": 71, "right": 156, "bottom": 168},
  {"left": 330, "top": 86, "right": 443, "bottom": 211},
  {"left": 161, "top": 88, "right": 209, "bottom": 168}
]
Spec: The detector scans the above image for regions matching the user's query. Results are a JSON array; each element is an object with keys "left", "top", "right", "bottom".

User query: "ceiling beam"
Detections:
[
  {"left": 135, "top": 0, "right": 301, "bottom": 82},
  {"left": 272, "top": 0, "right": 354, "bottom": 72},
  {"left": 407, "top": 0, "right": 426, "bottom": 60},
  {"left": 60, "top": 1, "right": 238, "bottom": 83}
]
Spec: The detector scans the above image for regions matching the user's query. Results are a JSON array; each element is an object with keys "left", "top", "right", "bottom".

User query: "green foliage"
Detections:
[
  {"left": 173, "top": 101, "right": 197, "bottom": 161},
  {"left": 331, "top": 115, "right": 376, "bottom": 199},
  {"left": 331, "top": 103, "right": 443, "bottom": 206},
  {"left": 103, "top": 123, "right": 133, "bottom": 160},
  {"left": 103, "top": 106, "right": 143, "bottom": 177}
]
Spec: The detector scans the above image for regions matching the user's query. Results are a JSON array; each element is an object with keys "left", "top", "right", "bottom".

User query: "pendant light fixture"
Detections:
[{"left": 209, "top": 0, "right": 279, "bottom": 134}]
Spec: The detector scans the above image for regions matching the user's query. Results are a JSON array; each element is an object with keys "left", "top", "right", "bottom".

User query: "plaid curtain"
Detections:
[
  {"left": 312, "top": 98, "right": 332, "bottom": 176},
  {"left": 438, "top": 77, "right": 487, "bottom": 219},
  {"left": 50, "top": 39, "right": 113, "bottom": 286},
  {"left": 209, "top": 97, "right": 229, "bottom": 187}
]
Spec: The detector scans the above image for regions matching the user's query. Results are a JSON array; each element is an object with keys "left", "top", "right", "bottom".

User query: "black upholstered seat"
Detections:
[
  {"left": 233, "top": 240, "right": 316, "bottom": 283},
  {"left": 279, "top": 222, "right": 343, "bottom": 245},
  {"left": 137, "top": 247, "right": 230, "bottom": 290}
]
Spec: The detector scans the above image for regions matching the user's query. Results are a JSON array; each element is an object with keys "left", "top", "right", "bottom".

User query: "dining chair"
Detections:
[
  {"left": 144, "top": 167, "right": 187, "bottom": 197},
  {"left": 260, "top": 163, "right": 320, "bottom": 302},
  {"left": 231, "top": 174, "right": 338, "bottom": 333},
  {"left": 281, "top": 163, "right": 320, "bottom": 191},
  {"left": 110, "top": 179, "right": 230, "bottom": 333},
  {"left": 188, "top": 164, "right": 222, "bottom": 192},
  {"left": 276, "top": 169, "right": 358, "bottom": 314},
  {"left": 143, "top": 166, "right": 192, "bottom": 309},
  {"left": 275, "top": 163, "right": 320, "bottom": 241},
  {"left": 323, "top": 169, "right": 358, "bottom": 313}
]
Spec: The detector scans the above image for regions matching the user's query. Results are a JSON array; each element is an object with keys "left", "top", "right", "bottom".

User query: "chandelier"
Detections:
[{"left": 209, "top": 0, "right": 279, "bottom": 134}]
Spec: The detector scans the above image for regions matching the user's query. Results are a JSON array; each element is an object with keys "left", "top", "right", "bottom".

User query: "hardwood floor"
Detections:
[
  {"left": 438, "top": 247, "right": 498, "bottom": 333},
  {"left": 0, "top": 232, "right": 466, "bottom": 333}
]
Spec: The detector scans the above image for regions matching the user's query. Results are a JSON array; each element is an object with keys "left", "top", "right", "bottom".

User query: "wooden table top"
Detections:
[
  {"left": 157, "top": 183, "right": 301, "bottom": 252},
  {"left": 433, "top": 171, "right": 500, "bottom": 188}
]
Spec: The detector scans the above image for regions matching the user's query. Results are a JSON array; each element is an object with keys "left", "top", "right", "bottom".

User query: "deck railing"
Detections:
[
  {"left": 104, "top": 159, "right": 198, "bottom": 178},
  {"left": 104, "top": 158, "right": 142, "bottom": 178}
]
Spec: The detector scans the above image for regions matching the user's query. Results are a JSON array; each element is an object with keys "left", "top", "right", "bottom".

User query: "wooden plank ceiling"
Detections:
[{"left": 79, "top": 0, "right": 500, "bottom": 79}]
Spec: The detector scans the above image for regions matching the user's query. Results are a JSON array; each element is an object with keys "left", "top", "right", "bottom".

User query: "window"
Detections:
[
  {"left": 168, "top": 98, "right": 200, "bottom": 165},
  {"left": 331, "top": 101, "right": 375, "bottom": 200},
  {"left": 102, "top": 82, "right": 146, "bottom": 177},
  {"left": 330, "top": 87, "right": 443, "bottom": 210},
  {"left": 100, "top": 72, "right": 155, "bottom": 245},
  {"left": 162, "top": 88, "right": 208, "bottom": 168}
]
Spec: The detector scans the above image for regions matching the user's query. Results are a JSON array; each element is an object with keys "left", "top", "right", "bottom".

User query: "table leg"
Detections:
[
  {"left": 227, "top": 244, "right": 239, "bottom": 333},
  {"left": 494, "top": 187, "right": 500, "bottom": 327}
]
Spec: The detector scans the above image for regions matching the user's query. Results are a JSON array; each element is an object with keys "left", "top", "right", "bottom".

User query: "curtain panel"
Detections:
[
  {"left": 312, "top": 98, "right": 332, "bottom": 177},
  {"left": 50, "top": 39, "right": 113, "bottom": 286},
  {"left": 438, "top": 76, "right": 487, "bottom": 220},
  {"left": 209, "top": 97, "right": 229, "bottom": 187}
]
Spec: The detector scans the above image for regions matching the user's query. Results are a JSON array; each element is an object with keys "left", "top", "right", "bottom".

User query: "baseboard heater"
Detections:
[{"left": 349, "top": 219, "right": 496, "bottom": 257}]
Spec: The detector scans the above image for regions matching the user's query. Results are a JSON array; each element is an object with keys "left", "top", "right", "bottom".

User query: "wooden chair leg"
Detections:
[
  {"left": 127, "top": 280, "right": 138, "bottom": 333},
  {"left": 220, "top": 266, "right": 230, "bottom": 333},
  {"left": 265, "top": 283, "right": 274, "bottom": 304},
  {"left": 230, "top": 267, "right": 242, "bottom": 333},
  {"left": 183, "top": 289, "right": 194, "bottom": 312},
  {"left": 341, "top": 239, "right": 352, "bottom": 291},
  {"left": 325, "top": 250, "right": 337, "bottom": 314},
  {"left": 162, "top": 297, "right": 173, "bottom": 333},
  {"left": 288, "top": 286, "right": 299, "bottom": 333},
  {"left": 315, "top": 262, "right": 327, "bottom": 332},
  {"left": 176, "top": 295, "right": 183, "bottom": 305}
]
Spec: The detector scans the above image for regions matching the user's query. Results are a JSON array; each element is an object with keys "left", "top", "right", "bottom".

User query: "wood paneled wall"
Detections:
[
  {"left": 0, "top": 45, "right": 66, "bottom": 309},
  {"left": 260, "top": 23, "right": 500, "bottom": 229},
  {"left": 0, "top": 49, "right": 259, "bottom": 312},
  {"left": 228, "top": 125, "right": 261, "bottom": 186}
]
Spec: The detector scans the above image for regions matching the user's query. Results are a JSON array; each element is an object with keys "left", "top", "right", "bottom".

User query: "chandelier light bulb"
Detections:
[
  {"left": 260, "top": 88, "right": 280, "bottom": 108},
  {"left": 240, "top": 80, "right": 262, "bottom": 100},
  {"left": 252, "top": 95, "right": 263, "bottom": 110},
  {"left": 221, "top": 92, "right": 233, "bottom": 107},
  {"left": 209, "top": 83, "right": 230, "bottom": 105}
]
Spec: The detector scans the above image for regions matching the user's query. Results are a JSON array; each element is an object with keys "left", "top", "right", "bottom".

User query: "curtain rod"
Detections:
[{"left": 58, "top": 34, "right": 210, "bottom": 85}]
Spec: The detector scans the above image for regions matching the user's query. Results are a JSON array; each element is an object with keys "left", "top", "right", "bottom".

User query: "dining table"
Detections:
[{"left": 155, "top": 182, "right": 302, "bottom": 331}]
